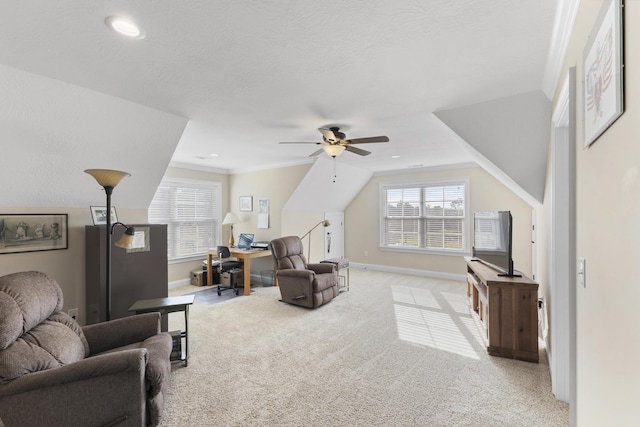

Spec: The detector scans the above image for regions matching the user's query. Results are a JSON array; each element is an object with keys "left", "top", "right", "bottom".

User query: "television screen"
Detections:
[{"left": 472, "top": 211, "right": 517, "bottom": 276}]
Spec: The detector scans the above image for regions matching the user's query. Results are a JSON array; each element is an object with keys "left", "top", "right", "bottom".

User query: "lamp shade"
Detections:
[
  {"left": 222, "top": 212, "right": 240, "bottom": 225},
  {"left": 85, "top": 169, "right": 131, "bottom": 187},
  {"left": 114, "top": 226, "right": 136, "bottom": 249},
  {"left": 323, "top": 145, "right": 346, "bottom": 157}
]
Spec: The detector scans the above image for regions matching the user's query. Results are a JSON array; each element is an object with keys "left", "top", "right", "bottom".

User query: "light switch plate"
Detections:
[{"left": 578, "top": 257, "right": 586, "bottom": 288}]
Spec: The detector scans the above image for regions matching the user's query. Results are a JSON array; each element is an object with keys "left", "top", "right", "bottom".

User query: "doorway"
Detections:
[
  {"left": 324, "top": 212, "right": 344, "bottom": 260},
  {"left": 550, "top": 68, "right": 576, "bottom": 424}
]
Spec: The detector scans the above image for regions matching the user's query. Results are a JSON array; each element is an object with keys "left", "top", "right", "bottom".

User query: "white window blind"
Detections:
[
  {"left": 148, "top": 179, "right": 221, "bottom": 261},
  {"left": 381, "top": 180, "right": 467, "bottom": 253}
]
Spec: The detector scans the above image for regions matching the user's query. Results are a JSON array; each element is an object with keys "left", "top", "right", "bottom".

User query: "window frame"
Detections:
[
  {"left": 148, "top": 177, "right": 222, "bottom": 263},
  {"left": 379, "top": 178, "right": 471, "bottom": 256}
]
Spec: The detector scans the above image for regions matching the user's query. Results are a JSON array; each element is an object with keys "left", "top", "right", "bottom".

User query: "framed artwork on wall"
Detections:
[
  {"left": 258, "top": 199, "right": 270, "bottom": 229},
  {"left": 258, "top": 198, "right": 269, "bottom": 214},
  {"left": 90, "top": 206, "right": 118, "bottom": 225},
  {"left": 583, "top": 0, "right": 624, "bottom": 147},
  {"left": 239, "top": 196, "right": 253, "bottom": 212},
  {"left": 0, "top": 214, "right": 68, "bottom": 254}
]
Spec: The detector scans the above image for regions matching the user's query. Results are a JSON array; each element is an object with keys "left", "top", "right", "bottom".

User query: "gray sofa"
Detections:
[
  {"left": 270, "top": 236, "right": 338, "bottom": 308},
  {"left": 0, "top": 271, "right": 172, "bottom": 427}
]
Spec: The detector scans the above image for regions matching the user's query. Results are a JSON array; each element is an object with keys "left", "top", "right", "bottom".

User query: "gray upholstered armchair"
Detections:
[
  {"left": 270, "top": 236, "right": 338, "bottom": 308},
  {"left": 0, "top": 271, "right": 172, "bottom": 427}
]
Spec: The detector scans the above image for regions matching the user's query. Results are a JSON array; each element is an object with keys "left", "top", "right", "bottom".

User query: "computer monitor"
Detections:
[{"left": 237, "top": 233, "right": 254, "bottom": 249}]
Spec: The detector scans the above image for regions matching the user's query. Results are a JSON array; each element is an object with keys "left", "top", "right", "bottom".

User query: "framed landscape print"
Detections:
[
  {"left": 0, "top": 214, "right": 68, "bottom": 254},
  {"left": 583, "top": 0, "right": 624, "bottom": 147}
]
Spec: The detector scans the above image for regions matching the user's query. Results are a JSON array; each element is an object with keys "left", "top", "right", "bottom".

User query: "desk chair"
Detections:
[{"left": 216, "top": 246, "right": 243, "bottom": 296}]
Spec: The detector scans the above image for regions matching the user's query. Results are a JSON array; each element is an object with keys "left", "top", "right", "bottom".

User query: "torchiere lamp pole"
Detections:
[
  {"left": 85, "top": 169, "right": 135, "bottom": 321},
  {"left": 300, "top": 219, "right": 330, "bottom": 262}
]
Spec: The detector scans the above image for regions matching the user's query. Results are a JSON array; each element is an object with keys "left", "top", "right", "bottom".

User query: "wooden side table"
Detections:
[
  {"left": 129, "top": 295, "right": 195, "bottom": 366},
  {"left": 321, "top": 258, "right": 350, "bottom": 292}
]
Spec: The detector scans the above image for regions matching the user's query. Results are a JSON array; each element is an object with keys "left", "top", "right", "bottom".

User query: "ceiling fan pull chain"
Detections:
[{"left": 333, "top": 157, "right": 337, "bottom": 183}]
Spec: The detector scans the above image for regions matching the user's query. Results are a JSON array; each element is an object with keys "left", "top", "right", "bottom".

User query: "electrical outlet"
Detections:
[
  {"left": 364, "top": 250, "right": 368, "bottom": 257},
  {"left": 68, "top": 308, "right": 78, "bottom": 320}
]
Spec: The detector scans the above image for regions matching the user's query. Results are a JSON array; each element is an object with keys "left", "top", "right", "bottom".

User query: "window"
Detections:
[
  {"left": 380, "top": 179, "right": 468, "bottom": 254},
  {"left": 148, "top": 178, "right": 221, "bottom": 261}
]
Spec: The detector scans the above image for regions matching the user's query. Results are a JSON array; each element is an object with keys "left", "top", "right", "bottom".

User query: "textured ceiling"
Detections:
[{"left": 0, "top": 0, "right": 559, "bottom": 173}]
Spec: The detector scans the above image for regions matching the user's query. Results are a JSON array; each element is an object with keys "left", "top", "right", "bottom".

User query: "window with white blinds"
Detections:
[
  {"left": 148, "top": 178, "right": 221, "bottom": 261},
  {"left": 380, "top": 180, "right": 468, "bottom": 254}
]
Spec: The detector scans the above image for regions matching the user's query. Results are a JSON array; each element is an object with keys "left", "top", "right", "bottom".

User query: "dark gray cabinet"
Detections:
[{"left": 85, "top": 224, "right": 168, "bottom": 325}]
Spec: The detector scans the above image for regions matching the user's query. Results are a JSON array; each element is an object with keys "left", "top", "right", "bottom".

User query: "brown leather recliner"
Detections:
[
  {"left": 270, "top": 236, "right": 338, "bottom": 308},
  {"left": 0, "top": 271, "right": 172, "bottom": 427}
]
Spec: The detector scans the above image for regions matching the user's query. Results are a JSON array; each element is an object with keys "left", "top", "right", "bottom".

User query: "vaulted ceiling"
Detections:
[{"left": 0, "top": 1, "right": 567, "bottom": 208}]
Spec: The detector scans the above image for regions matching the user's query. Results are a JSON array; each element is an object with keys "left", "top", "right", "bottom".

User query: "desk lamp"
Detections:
[{"left": 222, "top": 212, "right": 240, "bottom": 247}]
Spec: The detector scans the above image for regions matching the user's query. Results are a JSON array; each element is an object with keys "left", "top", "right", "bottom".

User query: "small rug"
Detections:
[{"left": 186, "top": 285, "right": 262, "bottom": 305}]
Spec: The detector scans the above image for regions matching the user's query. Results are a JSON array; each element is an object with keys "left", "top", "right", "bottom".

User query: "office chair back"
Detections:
[
  {"left": 217, "top": 245, "right": 231, "bottom": 260},
  {"left": 217, "top": 246, "right": 242, "bottom": 271}
]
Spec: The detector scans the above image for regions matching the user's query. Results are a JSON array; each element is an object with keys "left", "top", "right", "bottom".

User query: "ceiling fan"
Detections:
[{"left": 279, "top": 127, "right": 389, "bottom": 158}]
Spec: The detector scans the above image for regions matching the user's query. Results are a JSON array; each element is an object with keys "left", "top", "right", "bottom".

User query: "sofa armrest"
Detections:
[
  {"left": 307, "top": 263, "right": 336, "bottom": 275},
  {"left": 0, "top": 350, "right": 147, "bottom": 427},
  {"left": 83, "top": 312, "right": 161, "bottom": 355}
]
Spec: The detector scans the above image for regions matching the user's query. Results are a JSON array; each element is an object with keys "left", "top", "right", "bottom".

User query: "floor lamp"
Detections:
[
  {"left": 300, "top": 219, "right": 330, "bottom": 262},
  {"left": 85, "top": 169, "right": 136, "bottom": 321}
]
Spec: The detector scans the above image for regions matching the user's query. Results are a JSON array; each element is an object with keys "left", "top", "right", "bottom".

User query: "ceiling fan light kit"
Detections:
[
  {"left": 280, "top": 126, "right": 389, "bottom": 159},
  {"left": 323, "top": 144, "right": 346, "bottom": 157}
]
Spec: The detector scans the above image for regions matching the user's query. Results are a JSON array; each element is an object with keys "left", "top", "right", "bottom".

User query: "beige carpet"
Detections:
[{"left": 160, "top": 269, "right": 568, "bottom": 426}]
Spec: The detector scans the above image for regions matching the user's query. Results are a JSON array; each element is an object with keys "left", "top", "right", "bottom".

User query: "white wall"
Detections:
[
  {"left": 231, "top": 163, "right": 312, "bottom": 270},
  {"left": 547, "top": 1, "right": 640, "bottom": 424},
  {"left": 435, "top": 91, "right": 551, "bottom": 204},
  {"left": 284, "top": 157, "right": 372, "bottom": 212},
  {"left": 345, "top": 164, "right": 533, "bottom": 278},
  {"left": 0, "top": 64, "right": 187, "bottom": 209}
]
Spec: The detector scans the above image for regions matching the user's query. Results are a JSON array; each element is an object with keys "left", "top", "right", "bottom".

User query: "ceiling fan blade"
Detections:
[
  {"left": 279, "top": 141, "right": 320, "bottom": 144},
  {"left": 345, "top": 145, "right": 371, "bottom": 156},
  {"left": 309, "top": 148, "right": 325, "bottom": 157},
  {"left": 345, "top": 136, "right": 389, "bottom": 144}
]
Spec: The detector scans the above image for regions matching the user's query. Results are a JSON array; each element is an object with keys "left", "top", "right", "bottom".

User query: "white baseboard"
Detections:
[{"left": 348, "top": 262, "right": 466, "bottom": 282}]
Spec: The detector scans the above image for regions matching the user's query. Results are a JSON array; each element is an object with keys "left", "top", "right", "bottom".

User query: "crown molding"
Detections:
[{"left": 542, "top": 0, "right": 581, "bottom": 100}]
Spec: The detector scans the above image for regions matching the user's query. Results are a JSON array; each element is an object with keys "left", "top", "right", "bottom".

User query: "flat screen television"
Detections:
[{"left": 472, "top": 211, "right": 520, "bottom": 277}]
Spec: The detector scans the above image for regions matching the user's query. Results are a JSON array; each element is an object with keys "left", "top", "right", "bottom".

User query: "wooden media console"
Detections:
[{"left": 465, "top": 257, "right": 539, "bottom": 363}]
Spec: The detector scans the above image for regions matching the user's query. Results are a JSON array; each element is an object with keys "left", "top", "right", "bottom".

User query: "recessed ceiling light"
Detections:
[
  {"left": 105, "top": 16, "right": 146, "bottom": 39},
  {"left": 210, "top": 153, "right": 219, "bottom": 157},
  {"left": 391, "top": 155, "right": 400, "bottom": 159}
]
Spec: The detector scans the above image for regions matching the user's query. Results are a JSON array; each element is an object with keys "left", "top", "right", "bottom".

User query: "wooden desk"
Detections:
[{"left": 207, "top": 248, "right": 273, "bottom": 296}]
